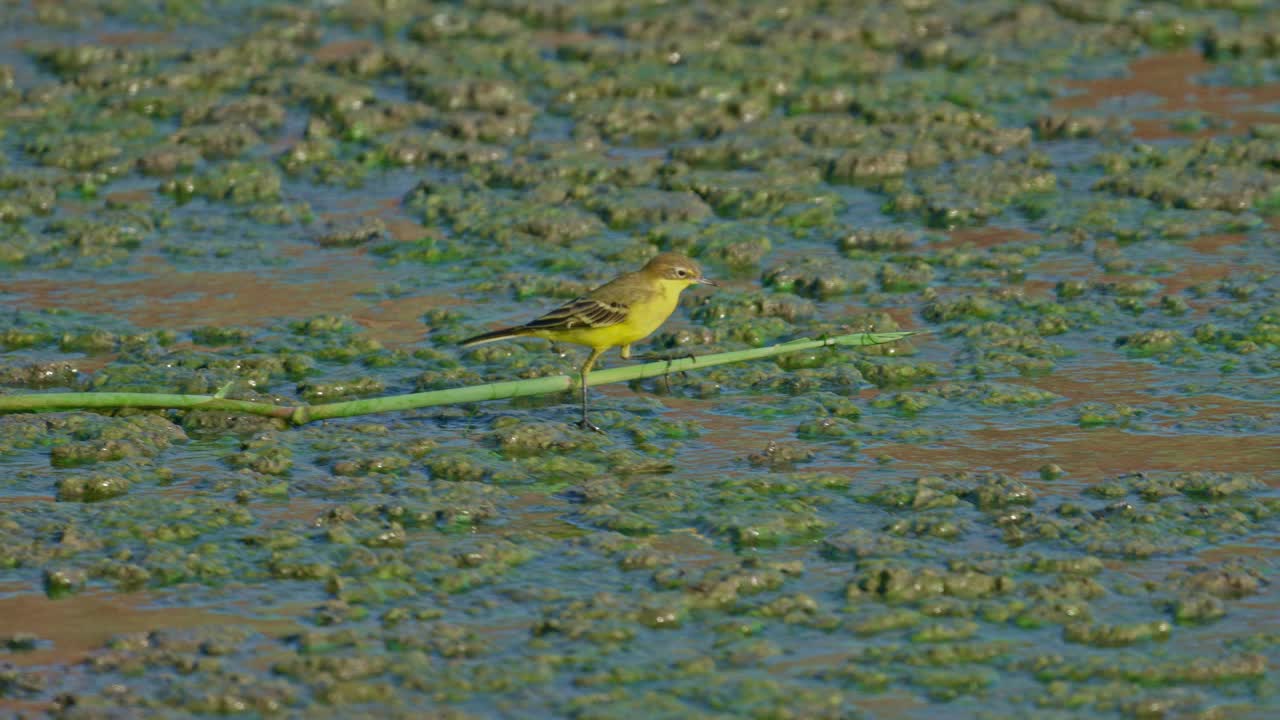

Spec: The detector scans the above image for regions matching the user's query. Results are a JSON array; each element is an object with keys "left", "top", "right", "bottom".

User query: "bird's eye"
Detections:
[{"left": 675, "top": 268, "right": 687, "bottom": 278}]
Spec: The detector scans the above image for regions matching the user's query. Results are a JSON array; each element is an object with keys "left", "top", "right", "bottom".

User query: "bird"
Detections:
[{"left": 459, "top": 252, "right": 717, "bottom": 432}]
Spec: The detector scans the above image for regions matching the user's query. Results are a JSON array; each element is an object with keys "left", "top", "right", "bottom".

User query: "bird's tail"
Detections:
[{"left": 458, "top": 326, "right": 531, "bottom": 348}]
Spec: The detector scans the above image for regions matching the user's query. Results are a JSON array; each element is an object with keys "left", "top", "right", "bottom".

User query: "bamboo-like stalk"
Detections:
[
  {"left": 0, "top": 393, "right": 295, "bottom": 418},
  {"left": 0, "top": 330, "right": 916, "bottom": 425}
]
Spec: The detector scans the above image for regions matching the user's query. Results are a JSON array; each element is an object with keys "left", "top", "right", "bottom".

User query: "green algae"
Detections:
[{"left": 55, "top": 473, "right": 132, "bottom": 502}]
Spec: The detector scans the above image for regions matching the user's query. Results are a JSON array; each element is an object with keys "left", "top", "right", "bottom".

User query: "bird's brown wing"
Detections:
[{"left": 521, "top": 296, "right": 630, "bottom": 332}]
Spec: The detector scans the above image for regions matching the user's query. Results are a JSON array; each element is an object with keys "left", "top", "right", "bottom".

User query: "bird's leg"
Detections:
[
  {"left": 669, "top": 352, "right": 696, "bottom": 391},
  {"left": 620, "top": 344, "right": 631, "bottom": 360},
  {"left": 576, "top": 347, "right": 607, "bottom": 434}
]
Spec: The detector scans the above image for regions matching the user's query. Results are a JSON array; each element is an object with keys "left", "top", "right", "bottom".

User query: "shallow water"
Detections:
[{"left": 1, "top": 1, "right": 1278, "bottom": 718}]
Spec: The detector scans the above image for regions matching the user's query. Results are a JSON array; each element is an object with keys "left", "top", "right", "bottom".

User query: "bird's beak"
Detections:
[{"left": 697, "top": 277, "right": 718, "bottom": 287}]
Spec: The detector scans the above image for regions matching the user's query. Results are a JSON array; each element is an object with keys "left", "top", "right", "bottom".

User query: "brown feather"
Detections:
[
  {"left": 458, "top": 326, "right": 532, "bottom": 347},
  {"left": 523, "top": 297, "right": 629, "bottom": 332}
]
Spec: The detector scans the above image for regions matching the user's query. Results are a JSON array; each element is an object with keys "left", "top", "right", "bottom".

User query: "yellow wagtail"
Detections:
[{"left": 460, "top": 252, "right": 716, "bottom": 432}]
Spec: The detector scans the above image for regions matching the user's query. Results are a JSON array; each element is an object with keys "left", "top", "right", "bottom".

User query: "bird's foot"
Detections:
[
  {"left": 576, "top": 418, "right": 606, "bottom": 434},
  {"left": 635, "top": 351, "right": 699, "bottom": 364}
]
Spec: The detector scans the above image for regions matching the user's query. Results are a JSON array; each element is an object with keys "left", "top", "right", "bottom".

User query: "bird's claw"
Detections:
[
  {"left": 576, "top": 418, "right": 606, "bottom": 434},
  {"left": 636, "top": 351, "right": 699, "bottom": 364}
]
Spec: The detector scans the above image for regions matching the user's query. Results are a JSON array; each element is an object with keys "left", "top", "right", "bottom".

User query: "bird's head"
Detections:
[{"left": 643, "top": 252, "right": 717, "bottom": 290}]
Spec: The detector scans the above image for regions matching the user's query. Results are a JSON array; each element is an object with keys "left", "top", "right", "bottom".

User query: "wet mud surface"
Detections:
[{"left": 1, "top": 1, "right": 1278, "bottom": 718}]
